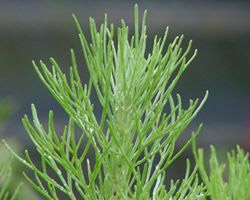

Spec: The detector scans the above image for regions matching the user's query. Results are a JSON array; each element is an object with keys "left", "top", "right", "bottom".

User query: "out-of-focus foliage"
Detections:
[
  {"left": 0, "top": 98, "right": 16, "bottom": 123},
  {"left": 0, "top": 99, "right": 21, "bottom": 200},
  {"left": 193, "top": 143, "right": 250, "bottom": 200},
  {"left": 0, "top": 99, "right": 40, "bottom": 200},
  {"left": 0, "top": 144, "right": 22, "bottom": 200}
]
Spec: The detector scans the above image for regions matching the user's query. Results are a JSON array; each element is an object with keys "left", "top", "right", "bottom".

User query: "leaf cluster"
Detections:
[{"left": 3, "top": 4, "right": 209, "bottom": 200}]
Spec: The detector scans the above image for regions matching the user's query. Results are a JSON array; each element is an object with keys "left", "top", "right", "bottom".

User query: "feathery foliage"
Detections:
[
  {"left": 3, "top": 4, "right": 209, "bottom": 199},
  {"left": 193, "top": 144, "right": 250, "bottom": 200}
]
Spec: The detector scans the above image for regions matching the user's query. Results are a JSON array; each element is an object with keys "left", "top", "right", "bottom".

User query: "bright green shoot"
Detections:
[{"left": 3, "top": 4, "right": 208, "bottom": 199}]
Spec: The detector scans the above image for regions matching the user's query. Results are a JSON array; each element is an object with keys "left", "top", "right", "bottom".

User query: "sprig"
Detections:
[{"left": 4, "top": 4, "right": 208, "bottom": 199}]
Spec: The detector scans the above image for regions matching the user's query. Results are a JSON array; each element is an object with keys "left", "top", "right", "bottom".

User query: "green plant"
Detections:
[
  {"left": 3, "top": 4, "right": 209, "bottom": 199},
  {"left": 0, "top": 141, "right": 40, "bottom": 200},
  {"left": 0, "top": 100, "right": 22, "bottom": 200},
  {"left": 193, "top": 144, "right": 250, "bottom": 200},
  {"left": 0, "top": 155, "right": 22, "bottom": 200}
]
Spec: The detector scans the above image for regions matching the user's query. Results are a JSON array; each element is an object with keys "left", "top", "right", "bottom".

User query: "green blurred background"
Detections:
[{"left": 0, "top": 0, "right": 249, "bottom": 195}]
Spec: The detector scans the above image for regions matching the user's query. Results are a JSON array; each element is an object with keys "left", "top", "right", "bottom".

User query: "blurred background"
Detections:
[{"left": 0, "top": 0, "right": 249, "bottom": 197}]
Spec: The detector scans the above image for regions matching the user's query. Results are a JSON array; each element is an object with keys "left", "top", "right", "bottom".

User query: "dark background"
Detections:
[{"left": 0, "top": 0, "right": 250, "bottom": 192}]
